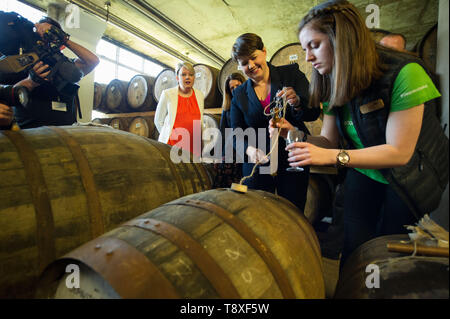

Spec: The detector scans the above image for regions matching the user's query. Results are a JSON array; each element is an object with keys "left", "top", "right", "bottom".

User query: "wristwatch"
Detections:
[{"left": 336, "top": 149, "right": 350, "bottom": 167}]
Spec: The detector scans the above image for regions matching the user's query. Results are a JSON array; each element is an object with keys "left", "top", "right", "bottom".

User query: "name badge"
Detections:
[
  {"left": 359, "top": 99, "right": 384, "bottom": 114},
  {"left": 52, "top": 101, "right": 67, "bottom": 112}
]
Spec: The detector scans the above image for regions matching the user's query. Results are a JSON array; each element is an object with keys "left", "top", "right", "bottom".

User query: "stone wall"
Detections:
[{"left": 354, "top": 0, "right": 439, "bottom": 51}]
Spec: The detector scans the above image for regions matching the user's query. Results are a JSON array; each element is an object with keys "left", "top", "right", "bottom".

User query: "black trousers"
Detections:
[
  {"left": 340, "top": 168, "right": 418, "bottom": 268},
  {"left": 242, "top": 162, "right": 309, "bottom": 213}
]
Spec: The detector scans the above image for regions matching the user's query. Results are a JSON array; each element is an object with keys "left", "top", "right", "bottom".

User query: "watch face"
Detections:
[{"left": 338, "top": 151, "right": 349, "bottom": 164}]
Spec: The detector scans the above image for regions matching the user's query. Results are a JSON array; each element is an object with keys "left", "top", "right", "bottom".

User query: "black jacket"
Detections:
[
  {"left": 335, "top": 47, "right": 448, "bottom": 218},
  {"left": 0, "top": 11, "right": 78, "bottom": 129},
  {"left": 230, "top": 62, "right": 319, "bottom": 163}
]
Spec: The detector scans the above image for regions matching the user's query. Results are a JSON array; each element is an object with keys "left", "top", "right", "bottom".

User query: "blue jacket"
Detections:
[{"left": 230, "top": 62, "right": 319, "bottom": 164}]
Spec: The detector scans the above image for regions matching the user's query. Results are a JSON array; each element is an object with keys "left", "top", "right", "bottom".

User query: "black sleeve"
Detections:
[
  {"left": 219, "top": 109, "right": 227, "bottom": 136},
  {"left": 230, "top": 94, "right": 249, "bottom": 158},
  {"left": 290, "top": 66, "right": 320, "bottom": 122}
]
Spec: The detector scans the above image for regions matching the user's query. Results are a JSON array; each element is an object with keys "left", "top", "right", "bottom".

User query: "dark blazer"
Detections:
[{"left": 230, "top": 62, "right": 319, "bottom": 159}]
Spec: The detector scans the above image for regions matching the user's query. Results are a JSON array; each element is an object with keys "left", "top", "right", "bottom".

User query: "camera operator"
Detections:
[{"left": 0, "top": 12, "right": 99, "bottom": 129}]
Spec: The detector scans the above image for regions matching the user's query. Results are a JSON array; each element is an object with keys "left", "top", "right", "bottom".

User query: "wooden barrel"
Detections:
[
  {"left": 37, "top": 189, "right": 325, "bottom": 299},
  {"left": 416, "top": 24, "right": 437, "bottom": 72},
  {"left": 193, "top": 64, "right": 222, "bottom": 108},
  {"left": 0, "top": 126, "right": 213, "bottom": 298},
  {"left": 109, "top": 117, "right": 128, "bottom": 131},
  {"left": 153, "top": 68, "right": 177, "bottom": 103},
  {"left": 105, "top": 79, "right": 129, "bottom": 113},
  {"left": 334, "top": 235, "right": 449, "bottom": 298},
  {"left": 127, "top": 75, "right": 156, "bottom": 112},
  {"left": 93, "top": 82, "right": 107, "bottom": 112},
  {"left": 128, "top": 116, "right": 156, "bottom": 139},
  {"left": 270, "top": 43, "right": 312, "bottom": 81},
  {"left": 218, "top": 58, "right": 247, "bottom": 95},
  {"left": 304, "top": 174, "right": 335, "bottom": 225}
]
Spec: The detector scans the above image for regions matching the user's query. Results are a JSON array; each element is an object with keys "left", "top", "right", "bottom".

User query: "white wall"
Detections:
[
  {"left": 48, "top": 4, "right": 106, "bottom": 122},
  {"left": 430, "top": 0, "right": 449, "bottom": 230}
]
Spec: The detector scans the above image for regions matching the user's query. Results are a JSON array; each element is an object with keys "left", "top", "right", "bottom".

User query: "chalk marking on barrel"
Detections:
[
  {"left": 123, "top": 218, "right": 240, "bottom": 298},
  {"left": 169, "top": 199, "right": 296, "bottom": 298},
  {"left": 241, "top": 270, "right": 253, "bottom": 283},
  {"left": 225, "top": 248, "right": 243, "bottom": 260}
]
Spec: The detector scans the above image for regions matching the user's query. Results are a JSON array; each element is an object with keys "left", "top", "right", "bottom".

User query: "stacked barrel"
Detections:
[{"left": 93, "top": 64, "right": 224, "bottom": 141}]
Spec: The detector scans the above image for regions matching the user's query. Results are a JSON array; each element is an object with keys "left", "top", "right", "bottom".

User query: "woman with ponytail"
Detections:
[{"left": 270, "top": 0, "right": 447, "bottom": 266}]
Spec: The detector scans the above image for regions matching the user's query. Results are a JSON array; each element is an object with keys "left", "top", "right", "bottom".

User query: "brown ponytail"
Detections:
[{"left": 298, "top": 0, "right": 383, "bottom": 110}]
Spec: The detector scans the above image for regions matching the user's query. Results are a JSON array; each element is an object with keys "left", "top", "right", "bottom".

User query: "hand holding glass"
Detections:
[{"left": 286, "top": 129, "right": 305, "bottom": 172}]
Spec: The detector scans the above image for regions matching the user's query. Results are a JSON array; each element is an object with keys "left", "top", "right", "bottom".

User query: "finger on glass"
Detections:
[{"left": 285, "top": 129, "right": 305, "bottom": 172}]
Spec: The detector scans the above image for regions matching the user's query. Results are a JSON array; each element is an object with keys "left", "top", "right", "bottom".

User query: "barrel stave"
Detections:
[
  {"left": 0, "top": 126, "right": 212, "bottom": 298},
  {"left": 38, "top": 188, "right": 325, "bottom": 299}
]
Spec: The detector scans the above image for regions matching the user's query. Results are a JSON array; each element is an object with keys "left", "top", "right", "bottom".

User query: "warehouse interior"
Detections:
[{"left": 0, "top": 0, "right": 448, "bottom": 301}]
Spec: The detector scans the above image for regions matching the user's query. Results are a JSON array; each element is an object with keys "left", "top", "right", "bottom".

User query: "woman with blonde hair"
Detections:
[
  {"left": 155, "top": 62, "right": 205, "bottom": 157},
  {"left": 271, "top": 0, "right": 447, "bottom": 265}
]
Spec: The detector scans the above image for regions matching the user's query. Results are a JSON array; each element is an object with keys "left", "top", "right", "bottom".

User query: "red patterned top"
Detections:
[{"left": 168, "top": 90, "right": 201, "bottom": 156}]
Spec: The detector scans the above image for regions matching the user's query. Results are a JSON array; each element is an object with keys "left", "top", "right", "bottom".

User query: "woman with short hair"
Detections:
[
  {"left": 230, "top": 33, "right": 319, "bottom": 212},
  {"left": 154, "top": 62, "right": 205, "bottom": 157}
]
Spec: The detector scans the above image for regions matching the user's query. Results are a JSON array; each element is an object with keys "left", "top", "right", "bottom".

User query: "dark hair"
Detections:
[
  {"left": 231, "top": 33, "right": 264, "bottom": 62},
  {"left": 298, "top": 0, "right": 383, "bottom": 109},
  {"left": 222, "top": 72, "right": 246, "bottom": 111},
  {"left": 369, "top": 28, "right": 391, "bottom": 42},
  {"left": 38, "top": 16, "right": 62, "bottom": 30}
]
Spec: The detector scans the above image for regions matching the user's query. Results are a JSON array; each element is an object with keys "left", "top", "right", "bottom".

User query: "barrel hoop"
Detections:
[
  {"left": 49, "top": 126, "right": 105, "bottom": 238},
  {"left": 123, "top": 218, "right": 241, "bottom": 299},
  {"left": 2, "top": 130, "right": 56, "bottom": 272},
  {"left": 168, "top": 199, "right": 297, "bottom": 299},
  {"left": 63, "top": 236, "right": 180, "bottom": 298},
  {"left": 192, "top": 162, "right": 212, "bottom": 191},
  {"left": 199, "top": 162, "right": 213, "bottom": 190},
  {"left": 147, "top": 142, "right": 185, "bottom": 197},
  {"left": 178, "top": 160, "right": 198, "bottom": 193}
]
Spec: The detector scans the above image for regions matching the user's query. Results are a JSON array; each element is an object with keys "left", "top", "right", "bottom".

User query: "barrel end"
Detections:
[{"left": 230, "top": 183, "right": 248, "bottom": 193}]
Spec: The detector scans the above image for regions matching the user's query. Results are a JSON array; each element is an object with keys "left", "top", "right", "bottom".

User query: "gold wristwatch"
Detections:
[{"left": 336, "top": 149, "right": 350, "bottom": 167}]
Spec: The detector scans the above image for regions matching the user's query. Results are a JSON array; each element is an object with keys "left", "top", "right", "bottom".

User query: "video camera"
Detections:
[
  {"left": 0, "top": 84, "right": 29, "bottom": 107},
  {"left": 0, "top": 12, "right": 82, "bottom": 96}
]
